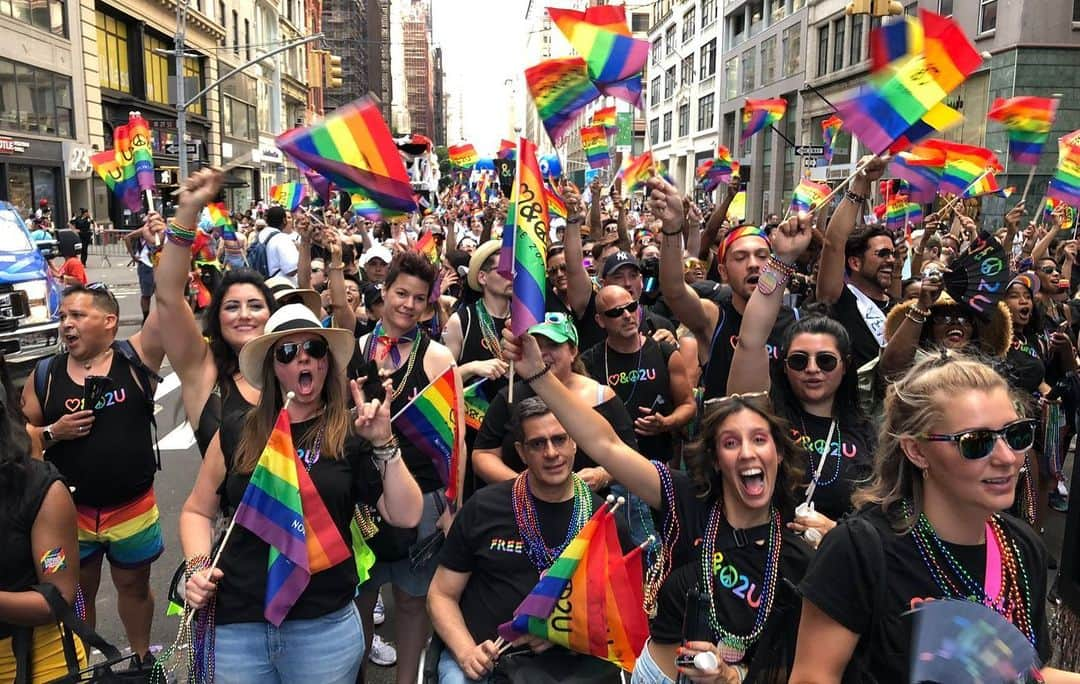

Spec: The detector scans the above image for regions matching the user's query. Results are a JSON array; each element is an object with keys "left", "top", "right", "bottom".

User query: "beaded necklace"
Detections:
[
  {"left": 644, "top": 461, "right": 680, "bottom": 618},
  {"left": 799, "top": 416, "right": 842, "bottom": 488},
  {"left": 476, "top": 299, "right": 507, "bottom": 362},
  {"left": 907, "top": 505, "right": 1036, "bottom": 644},
  {"left": 699, "top": 504, "right": 783, "bottom": 664},
  {"left": 365, "top": 324, "right": 421, "bottom": 401},
  {"left": 512, "top": 472, "right": 594, "bottom": 570},
  {"left": 298, "top": 428, "right": 324, "bottom": 471}
]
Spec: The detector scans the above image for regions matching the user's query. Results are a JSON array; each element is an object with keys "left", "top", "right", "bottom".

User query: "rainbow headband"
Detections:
[{"left": 717, "top": 225, "right": 770, "bottom": 263}]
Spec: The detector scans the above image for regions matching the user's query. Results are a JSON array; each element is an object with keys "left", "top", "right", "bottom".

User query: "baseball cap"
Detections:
[
  {"left": 601, "top": 251, "right": 641, "bottom": 279},
  {"left": 528, "top": 312, "right": 579, "bottom": 346},
  {"left": 363, "top": 283, "right": 384, "bottom": 309}
]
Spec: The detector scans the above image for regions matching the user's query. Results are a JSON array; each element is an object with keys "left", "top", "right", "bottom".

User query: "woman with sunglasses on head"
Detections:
[
  {"left": 727, "top": 215, "right": 875, "bottom": 545},
  {"left": 145, "top": 169, "right": 277, "bottom": 456},
  {"left": 501, "top": 325, "right": 812, "bottom": 684},
  {"left": 790, "top": 353, "right": 1080, "bottom": 684},
  {"left": 179, "top": 304, "right": 423, "bottom": 684}
]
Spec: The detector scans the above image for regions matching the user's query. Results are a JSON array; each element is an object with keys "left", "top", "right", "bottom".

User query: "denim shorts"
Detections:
[
  {"left": 367, "top": 488, "right": 444, "bottom": 597},
  {"left": 136, "top": 261, "right": 155, "bottom": 297},
  {"left": 437, "top": 648, "right": 494, "bottom": 684},
  {"left": 214, "top": 602, "right": 364, "bottom": 684},
  {"left": 630, "top": 640, "right": 675, "bottom": 684}
]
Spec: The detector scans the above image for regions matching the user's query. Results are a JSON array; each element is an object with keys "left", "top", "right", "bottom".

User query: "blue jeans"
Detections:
[
  {"left": 437, "top": 647, "right": 495, "bottom": 684},
  {"left": 630, "top": 641, "right": 675, "bottom": 684},
  {"left": 214, "top": 603, "right": 364, "bottom": 684}
]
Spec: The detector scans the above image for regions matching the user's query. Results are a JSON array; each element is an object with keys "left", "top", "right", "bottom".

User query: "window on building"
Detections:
[
  {"left": 1074, "top": 0, "right": 1080, "bottom": 21},
  {"left": 218, "top": 0, "right": 226, "bottom": 24},
  {"left": 782, "top": 24, "right": 801, "bottom": 76},
  {"left": 678, "top": 103, "right": 689, "bottom": 137},
  {"left": 701, "top": 0, "right": 716, "bottom": 27},
  {"left": 287, "top": 0, "right": 294, "bottom": 24},
  {"left": 730, "top": 11, "right": 746, "bottom": 46},
  {"left": 0, "top": 58, "right": 74, "bottom": 137},
  {"left": 979, "top": 0, "right": 996, "bottom": 31},
  {"left": 792, "top": 0, "right": 806, "bottom": 8},
  {"left": 700, "top": 39, "right": 717, "bottom": 80},
  {"left": 749, "top": 1, "right": 764, "bottom": 38},
  {"left": 232, "top": 10, "right": 239, "bottom": 54},
  {"left": 0, "top": 0, "right": 66, "bottom": 36},
  {"left": 770, "top": 0, "right": 787, "bottom": 22},
  {"left": 95, "top": 11, "right": 130, "bottom": 93},
  {"left": 632, "top": 12, "right": 650, "bottom": 32},
  {"left": 817, "top": 25, "right": 829, "bottom": 77},
  {"left": 650, "top": 75, "right": 661, "bottom": 104},
  {"left": 245, "top": 19, "right": 251, "bottom": 60},
  {"left": 662, "top": 111, "right": 672, "bottom": 141},
  {"left": 681, "top": 53, "right": 695, "bottom": 85},
  {"left": 651, "top": 38, "right": 662, "bottom": 65},
  {"left": 724, "top": 111, "right": 737, "bottom": 154},
  {"left": 222, "top": 73, "right": 258, "bottom": 140},
  {"left": 724, "top": 56, "right": 738, "bottom": 99},
  {"left": 850, "top": 16, "right": 864, "bottom": 65},
  {"left": 665, "top": 65, "right": 676, "bottom": 99},
  {"left": 833, "top": 19, "right": 845, "bottom": 72},
  {"left": 939, "top": 0, "right": 953, "bottom": 15},
  {"left": 182, "top": 56, "right": 204, "bottom": 115},
  {"left": 698, "top": 93, "right": 715, "bottom": 131},
  {"left": 665, "top": 24, "right": 676, "bottom": 54},
  {"left": 741, "top": 49, "right": 755, "bottom": 93},
  {"left": 683, "top": 9, "right": 695, "bottom": 42},
  {"left": 761, "top": 36, "right": 776, "bottom": 85},
  {"left": 939, "top": 70, "right": 990, "bottom": 147},
  {"left": 143, "top": 34, "right": 170, "bottom": 105},
  {"left": 650, "top": 117, "right": 659, "bottom": 146}
]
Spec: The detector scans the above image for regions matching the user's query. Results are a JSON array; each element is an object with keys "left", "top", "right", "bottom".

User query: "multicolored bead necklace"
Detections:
[
  {"left": 512, "top": 472, "right": 594, "bottom": 570},
  {"left": 799, "top": 417, "right": 842, "bottom": 487},
  {"left": 476, "top": 299, "right": 506, "bottom": 363},
  {"left": 699, "top": 504, "right": 784, "bottom": 664},
  {"left": 907, "top": 505, "right": 1036, "bottom": 644},
  {"left": 644, "top": 461, "right": 681, "bottom": 617},
  {"left": 365, "top": 323, "right": 421, "bottom": 401}
]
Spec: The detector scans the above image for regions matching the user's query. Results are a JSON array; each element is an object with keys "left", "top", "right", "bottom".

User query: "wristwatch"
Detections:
[{"left": 43, "top": 425, "right": 55, "bottom": 441}]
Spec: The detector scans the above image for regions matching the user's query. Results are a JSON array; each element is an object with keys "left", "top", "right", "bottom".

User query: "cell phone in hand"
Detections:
[{"left": 83, "top": 375, "right": 112, "bottom": 412}]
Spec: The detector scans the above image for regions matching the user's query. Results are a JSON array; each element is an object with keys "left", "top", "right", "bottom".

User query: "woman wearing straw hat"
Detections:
[{"left": 178, "top": 304, "right": 423, "bottom": 683}]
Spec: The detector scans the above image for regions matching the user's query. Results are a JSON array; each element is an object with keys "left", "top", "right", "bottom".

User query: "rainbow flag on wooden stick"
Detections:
[
  {"left": 391, "top": 366, "right": 462, "bottom": 503},
  {"left": 547, "top": 6, "right": 647, "bottom": 107},
  {"left": 790, "top": 179, "right": 832, "bottom": 213},
  {"left": 500, "top": 137, "right": 550, "bottom": 336},
  {"left": 987, "top": 96, "right": 1060, "bottom": 166},
  {"left": 525, "top": 57, "right": 602, "bottom": 144},
  {"left": 91, "top": 144, "right": 141, "bottom": 213},
  {"left": 127, "top": 113, "right": 156, "bottom": 195},
  {"left": 233, "top": 408, "right": 352, "bottom": 626},
  {"left": 580, "top": 125, "right": 610, "bottom": 169},
  {"left": 821, "top": 115, "right": 843, "bottom": 164},
  {"left": 617, "top": 151, "right": 653, "bottom": 193},
  {"left": 741, "top": 98, "right": 787, "bottom": 142}
]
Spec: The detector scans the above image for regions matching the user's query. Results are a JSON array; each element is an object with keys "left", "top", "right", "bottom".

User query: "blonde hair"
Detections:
[{"left": 852, "top": 351, "right": 1018, "bottom": 530}]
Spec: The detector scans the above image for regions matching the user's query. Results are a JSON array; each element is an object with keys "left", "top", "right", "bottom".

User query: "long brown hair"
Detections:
[
  {"left": 234, "top": 340, "right": 352, "bottom": 473},
  {"left": 684, "top": 392, "right": 804, "bottom": 517},
  {"left": 852, "top": 351, "right": 1019, "bottom": 530}
]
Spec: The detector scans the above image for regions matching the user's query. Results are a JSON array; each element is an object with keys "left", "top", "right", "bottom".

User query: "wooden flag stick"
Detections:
[
  {"left": 1019, "top": 164, "right": 1039, "bottom": 207},
  {"left": 938, "top": 168, "right": 994, "bottom": 218},
  {"left": 808, "top": 155, "right": 879, "bottom": 212}
]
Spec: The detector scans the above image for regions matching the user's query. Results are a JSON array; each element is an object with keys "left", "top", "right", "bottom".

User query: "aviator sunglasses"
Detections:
[
  {"left": 917, "top": 418, "right": 1038, "bottom": 460},
  {"left": 274, "top": 338, "right": 330, "bottom": 364}
]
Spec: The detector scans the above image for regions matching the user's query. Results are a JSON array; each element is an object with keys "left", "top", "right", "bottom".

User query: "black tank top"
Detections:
[
  {"left": 196, "top": 374, "right": 254, "bottom": 457},
  {"left": 42, "top": 353, "right": 155, "bottom": 507},
  {"left": 458, "top": 303, "right": 509, "bottom": 400},
  {"left": 364, "top": 332, "right": 443, "bottom": 492}
]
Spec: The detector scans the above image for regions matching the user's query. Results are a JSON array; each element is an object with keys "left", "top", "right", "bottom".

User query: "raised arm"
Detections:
[
  {"left": 728, "top": 214, "right": 812, "bottom": 394},
  {"left": 699, "top": 182, "right": 738, "bottom": 261},
  {"left": 613, "top": 186, "right": 631, "bottom": 252},
  {"left": 588, "top": 178, "right": 603, "bottom": 241},
  {"left": 1000, "top": 202, "right": 1025, "bottom": 259},
  {"left": 816, "top": 156, "right": 887, "bottom": 304},
  {"left": 561, "top": 182, "right": 594, "bottom": 317},
  {"left": 1030, "top": 216, "right": 1061, "bottom": 263},
  {"left": 879, "top": 272, "right": 941, "bottom": 378},
  {"left": 296, "top": 214, "right": 314, "bottom": 289},
  {"left": 324, "top": 229, "right": 356, "bottom": 333},
  {"left": 684, "top": 199, "right": 703, "bottom": 259}
]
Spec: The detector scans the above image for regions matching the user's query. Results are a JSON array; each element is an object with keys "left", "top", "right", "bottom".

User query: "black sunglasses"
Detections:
[
  {"left": 917, "top": 418, "right": 1038, "bottom": 460},
  {"left": 874, "top": 248, "right": 897, "bottom": 259},
  {"left": 930, "top": 313, "right": 971, "bottom": 327},
  {"left": 602, "top": 301, "right": 640, "bottom": 318},
  {"left": 274, "top": 338, "right": 329, "bottom": 364},
  {"left": 1040, "top": 265, "right": 1059, "bottom": 274},
  {"left": 785, "top": 351, "right": 840, "bottom": 372}
]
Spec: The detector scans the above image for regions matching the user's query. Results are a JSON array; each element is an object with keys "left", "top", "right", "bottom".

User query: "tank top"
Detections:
[
  {"left": 196, "top": 374, "right": 254, "bottom": 457},
  {"left": 42, "top": 353, "right": 156, "bottom": 507},
  {"left": 458, "top": 303, "right": 509, "bottom": 400},
  {"left": 363, "top": 332, "right": 443, "bottom": 492}
]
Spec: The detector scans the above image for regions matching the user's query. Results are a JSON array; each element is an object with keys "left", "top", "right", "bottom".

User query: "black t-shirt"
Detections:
[
  {"left": 833, "top": 286, "right": 892, "bottom": 369},
  {"left": 546, "top": 287, "right": 604, "bottom": 353},
  {"left": 783, "top": 408, "right": 876, "bottom": 522},
  {"left": 216, "top": 417, "right": 384, "bottom": 625},
  {"left": 439, "top": 479, "right": 632, "bottom": 646},
  {"left": 72, "top": 216, "right": 92, "bottom": 236},
  {"left": 1005, "top": 332, "right": 1048, "bottom": 397},
  {"left": 579, "top": 337, "right": 677, "bottom": 462},
  {"left": 701, "top": 295, "right": 796, "bottom": 400},
  {"left": 0, "top": 460, "right": 64, "bottom": 639},
  {"left": 474, "top": 381, "right": 638, "bottom": 473},
  {"left": 798, "top": 507, "right": 1050, "bottom": 683}
]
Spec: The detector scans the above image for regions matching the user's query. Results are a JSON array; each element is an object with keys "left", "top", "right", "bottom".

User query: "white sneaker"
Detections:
[
  {"left": 373, "top": 592, "right": 386, "bottom": 626},
  {"left": 368, "top": 634, "right": 397, "bottom": 666}
]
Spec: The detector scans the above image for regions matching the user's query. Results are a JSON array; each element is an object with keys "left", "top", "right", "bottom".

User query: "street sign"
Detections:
[
  {"left": 164, "top": 142, "right": 200, "bottom": 155},
  {"left": 802, "top": 157, "right": 817, "bottom": 168},
  {"left": 794, "top": 145, "right": 825, "bottom": 156}
]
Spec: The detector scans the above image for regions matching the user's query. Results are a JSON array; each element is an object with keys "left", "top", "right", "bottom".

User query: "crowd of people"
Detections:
[{"left": 2, "top": 156, "right": 1080, "bottom": 684}]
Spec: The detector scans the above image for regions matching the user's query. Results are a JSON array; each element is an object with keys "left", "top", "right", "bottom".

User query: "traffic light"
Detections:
[
  {"left": 846, "top": 0, "right": 903, "bottom": 16},
  {"left": 324, "top": 53, "right": 343, "bottom": 90},
  {"left": 310, "top": 49, "right": 325, "bottom": 89}
]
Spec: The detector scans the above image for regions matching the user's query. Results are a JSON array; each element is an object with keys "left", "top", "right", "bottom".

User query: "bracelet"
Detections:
[
  {"left": 661, "top": 227, "right": 683, "bottom": 236},
  {"left": 521, "top": 363, "right": 552, "bottom": 383},
  {"left": 166, "top": 221, "right": 197, "bottom": 247},
  {"left": 844, "top": 190, "right": 867, "bottom": 205},
  {"left": 909, "top": 304, "right": 931, "bottom": 318},
  {"left": 373, "top": 436, "right": 399, "bottom": 453},
  {"left": 905, "top": 311, "right": 927, "bottom": 325},
  {"left": 327, "top": 264, "right": 345, "bottom": 271},
  {"left": 184, "top": 554, "right": 212, "bottom": 582},
  {"left": 756, "top": 261, "right": 792, "bottom": 296}
]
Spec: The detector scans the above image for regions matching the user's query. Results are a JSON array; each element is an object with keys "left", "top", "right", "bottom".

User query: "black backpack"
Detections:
[{"left": 34, "top": 340, "right": 165, "bottom": 469}]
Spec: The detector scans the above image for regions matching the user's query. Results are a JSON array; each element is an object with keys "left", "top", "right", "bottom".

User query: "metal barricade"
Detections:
[{"left": 89, "top": 228, "right": 131, "bottom": 267}]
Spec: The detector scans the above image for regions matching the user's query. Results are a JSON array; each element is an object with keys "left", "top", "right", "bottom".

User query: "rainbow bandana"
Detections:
[{"left": 717, "top": 225, "right": 770, "bottom": 263}]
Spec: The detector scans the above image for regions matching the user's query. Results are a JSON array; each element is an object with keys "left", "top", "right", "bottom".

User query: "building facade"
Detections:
[{"left": 402, "top": 0, "right": 435, "bottom": 138}]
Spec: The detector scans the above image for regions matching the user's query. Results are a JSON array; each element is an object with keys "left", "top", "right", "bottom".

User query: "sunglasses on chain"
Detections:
[
  {"left": 274, "top": 338, "right": 329, "bottom": 364},
  {"left": 785, "top": 351, "right": 840, "bottom": 372},
  {"left": 602, "top": 301, "right": 640, "bottom": 318},
  {"left": 702, "top": 390, "right": 770, "bottom": 408},
  {"left": 917, "top": 418, "right": 1037, "bottom": 460}
]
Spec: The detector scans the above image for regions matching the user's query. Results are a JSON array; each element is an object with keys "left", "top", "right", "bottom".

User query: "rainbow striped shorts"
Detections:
[{"left": 76, "top": 488, "right": 164, "bottom": 569}]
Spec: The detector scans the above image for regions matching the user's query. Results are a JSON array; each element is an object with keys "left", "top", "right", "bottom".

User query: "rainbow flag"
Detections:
[
  {"left": 821, "top": 115, "right": 843, "bottom": 164},
  {"left": 790, "top": 179, "right": 832, "bottom": 213},
  {"left": 350, "top": 193, "right": 382, "bottom": 221},
  {"left": 544, "top": 183, "right": 568, "bottom": 221},
  {"left": 921, "top": 140, "right": 1002, "bottom": 196},
  {"left": 497, "top": 139, "right": 516, "bottom": 160},
  {"left": 391, "top": 365, "right": 462, "bottom": 503},
  {"left": 592, "top": 105, "right": 617, "bottom": 130},
  {"left": 741, "top": 98, "right": 787, "bottom": 142},
  {"left": 580, "top": 125, "right": 610, "bottom": 169},
  {"left": 727, "top": 191, "right": 747, "bottom": 222},
  {"left": 275, "top": 96, "right": 416, "bottom": 214},
  {"left": 885, "top": 198, "right": 923, "bottom": 230},
  {"left": 547, "top": 6, "right": 647, "bottom": 108},
  {"left": 889, "top": 145, "right": 946, "bottom": 204},
  {"left": 1045, "top": 197, "right": 1077, "bottom": 229},
  {"left": 271, "top": 181, "right": 306, "bottom": 211},
  {"left": 91, "top": 145, "right": 141, "bottom": 213},
  {"left": 617, "top": 151, "right": 653, "bottom": 193},
  {"left": 415, "top": 231, "right": 439, "bottom": 264},
  {"left": 462, "top": 378, "right": 492, "bottom": 431},
  {"left": 525, "top": 57, "right": 602, "bottom": 144},
  {"left": 987, "top": 96, "right": 1060, "bottom": 166},
  {"left": 962, "top": 170, "right": 1004, "bottom": 198},
  {"left": 233, "top": 409, "right": 352, "bottom": 626},
  {"left": 206, "top": 202, "right": 237, "bottom": 240},
  {"left": 1047, "top": 135, "right": 1080, "bottom": 207},
  {"left": 500, "top": 137, "right": 549, "bottom": 336},
  {"left": 127, "top": 113, "right": 156, "bottom": 195},
  {"left": 448, "top": 144, "right": 478, "bottom": 169},
  {"left": 695, "top": 160, "right": 714, "bottom": 181},
  {"left": 292, "top": 158, "right": 333, "bottom": 203}
]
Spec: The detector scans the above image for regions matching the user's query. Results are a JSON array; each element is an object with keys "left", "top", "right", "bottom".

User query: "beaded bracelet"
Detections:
[
  {"left": 166, "top": 221, "right": 197, "bottom": 247},
  {"left": 521, "top": 363, "right": 552, "bottom": 383},
  {"left": 184, "top": 554, "right": 212, "bottom": 582},
  {"left": 906, "top": 311, "right": 927, "bottom": 325},
  {"left": 909, "top": 303, "right": 932, "bottom": 318},
  {"left": 756, "top": 255, "right": 795, "bottom": 296}
]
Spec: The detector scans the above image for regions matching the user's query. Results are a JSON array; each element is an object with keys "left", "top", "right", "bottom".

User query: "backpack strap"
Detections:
[
  {"left": 33, "top": 355, "right": 56, "bottom": 410},
  {"left": 111, "top": 340, "right": 164, "bottom": 470},
  {"left": 263, "top": 229, "right": 283, "bottom": 276}
]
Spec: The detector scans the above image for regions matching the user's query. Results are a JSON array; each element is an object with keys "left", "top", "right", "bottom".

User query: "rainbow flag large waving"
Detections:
[
  {"left": 233, "top": 409, "right": 352, "bottom": 626},
  {"left": 448, "top": 144, "right": 479, "bottom": 169},
  {"left": 580, "top": 125, "right": 610, "bottom": 169},
  {"left": 525, "top": 58, "right": 602, "bottom": 144},
  {"left": 391, "top": 365, "right": 462, "bottom": 503},
  {"left": 501, "top": 137, "right": 550, "bottom": 336},
  {"left": 987, "top": 96, "right": 1059, "bottom": 166},
  {"left": 1048, "top": 134, "right": 1080, "bottom": 207},
  {"left": 547, "top": 6, "right": 647, "bottom": 107},
  {"left": 741, "top": 98, "right": 787, "bottom": 142},
  {"left": 275, "top": 96, "right": 415, "bottom": 214}
]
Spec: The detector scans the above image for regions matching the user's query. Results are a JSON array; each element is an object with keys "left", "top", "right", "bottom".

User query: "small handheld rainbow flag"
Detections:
[
  {"left": 350, "top": 193, "right": 382, "bottom": 221},
  {"left": 790, "top": 179, "right": 832, "bottom": 213},
  {"left": 391, "top": 365, "right": 462, "bottom": 503},
  {"left": 271, "top": 182, "right": 306, "bottom": 211},
  {"left": 1047, "top": 134, "right": 1080, "bottom": 207},
  {"left": 497, "top": 139, "right": 516, "bottom": 160},
  {"left": 741, "top": 98, "right": 787, "bottom": 142},
  {"left": 616, "top": 151, "right": 653, "bottom": 193},
  {"left": 127, "top": 113, "right": 156, "bottom": 196},
  {"left": 580, "top": 125, "right": 610, "bottom": 169},
  {"left": 962, "top": 171, "right": 1004, "bottom": 198},
  {"left": 591, "top": 106, "right": 617, "bottom": 130},
  {"left": 885, "top": 198, "right": 923, "bottom": 231},
  {"left": 921, "top": 139, "right": 1002, "bottom": 196},
  {"left": 448, "top": 144, "right": 479, "bottom": 169},
  {"left": 462, "top": 378, "right": 493, "bottom": 431},
  {"left": 91, "top": 144, "right": 141, "bottom": 213},
  {"left": 500, "top": 137, "right": 550, "bottom": 336},
  {"left": 987, "top": 96, "right": 1060, "bottom": 166},
  {"left": 206, "top": 202, "right": 237, "bottom": 240},
  {"left": 544, "top": 183, "right": 568, "bottom": 221},
  {"left": 415, "top": 231, "right": 439, "bottom": 264},
  {"left": 233, "top": 408, "right": 352, "bottom": 626},
  {"left": 525, "top": 57, "right": 601, "bottom": 144},
  {"left": 821, "top": 115, "right": 843, "bottom": 165}
]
